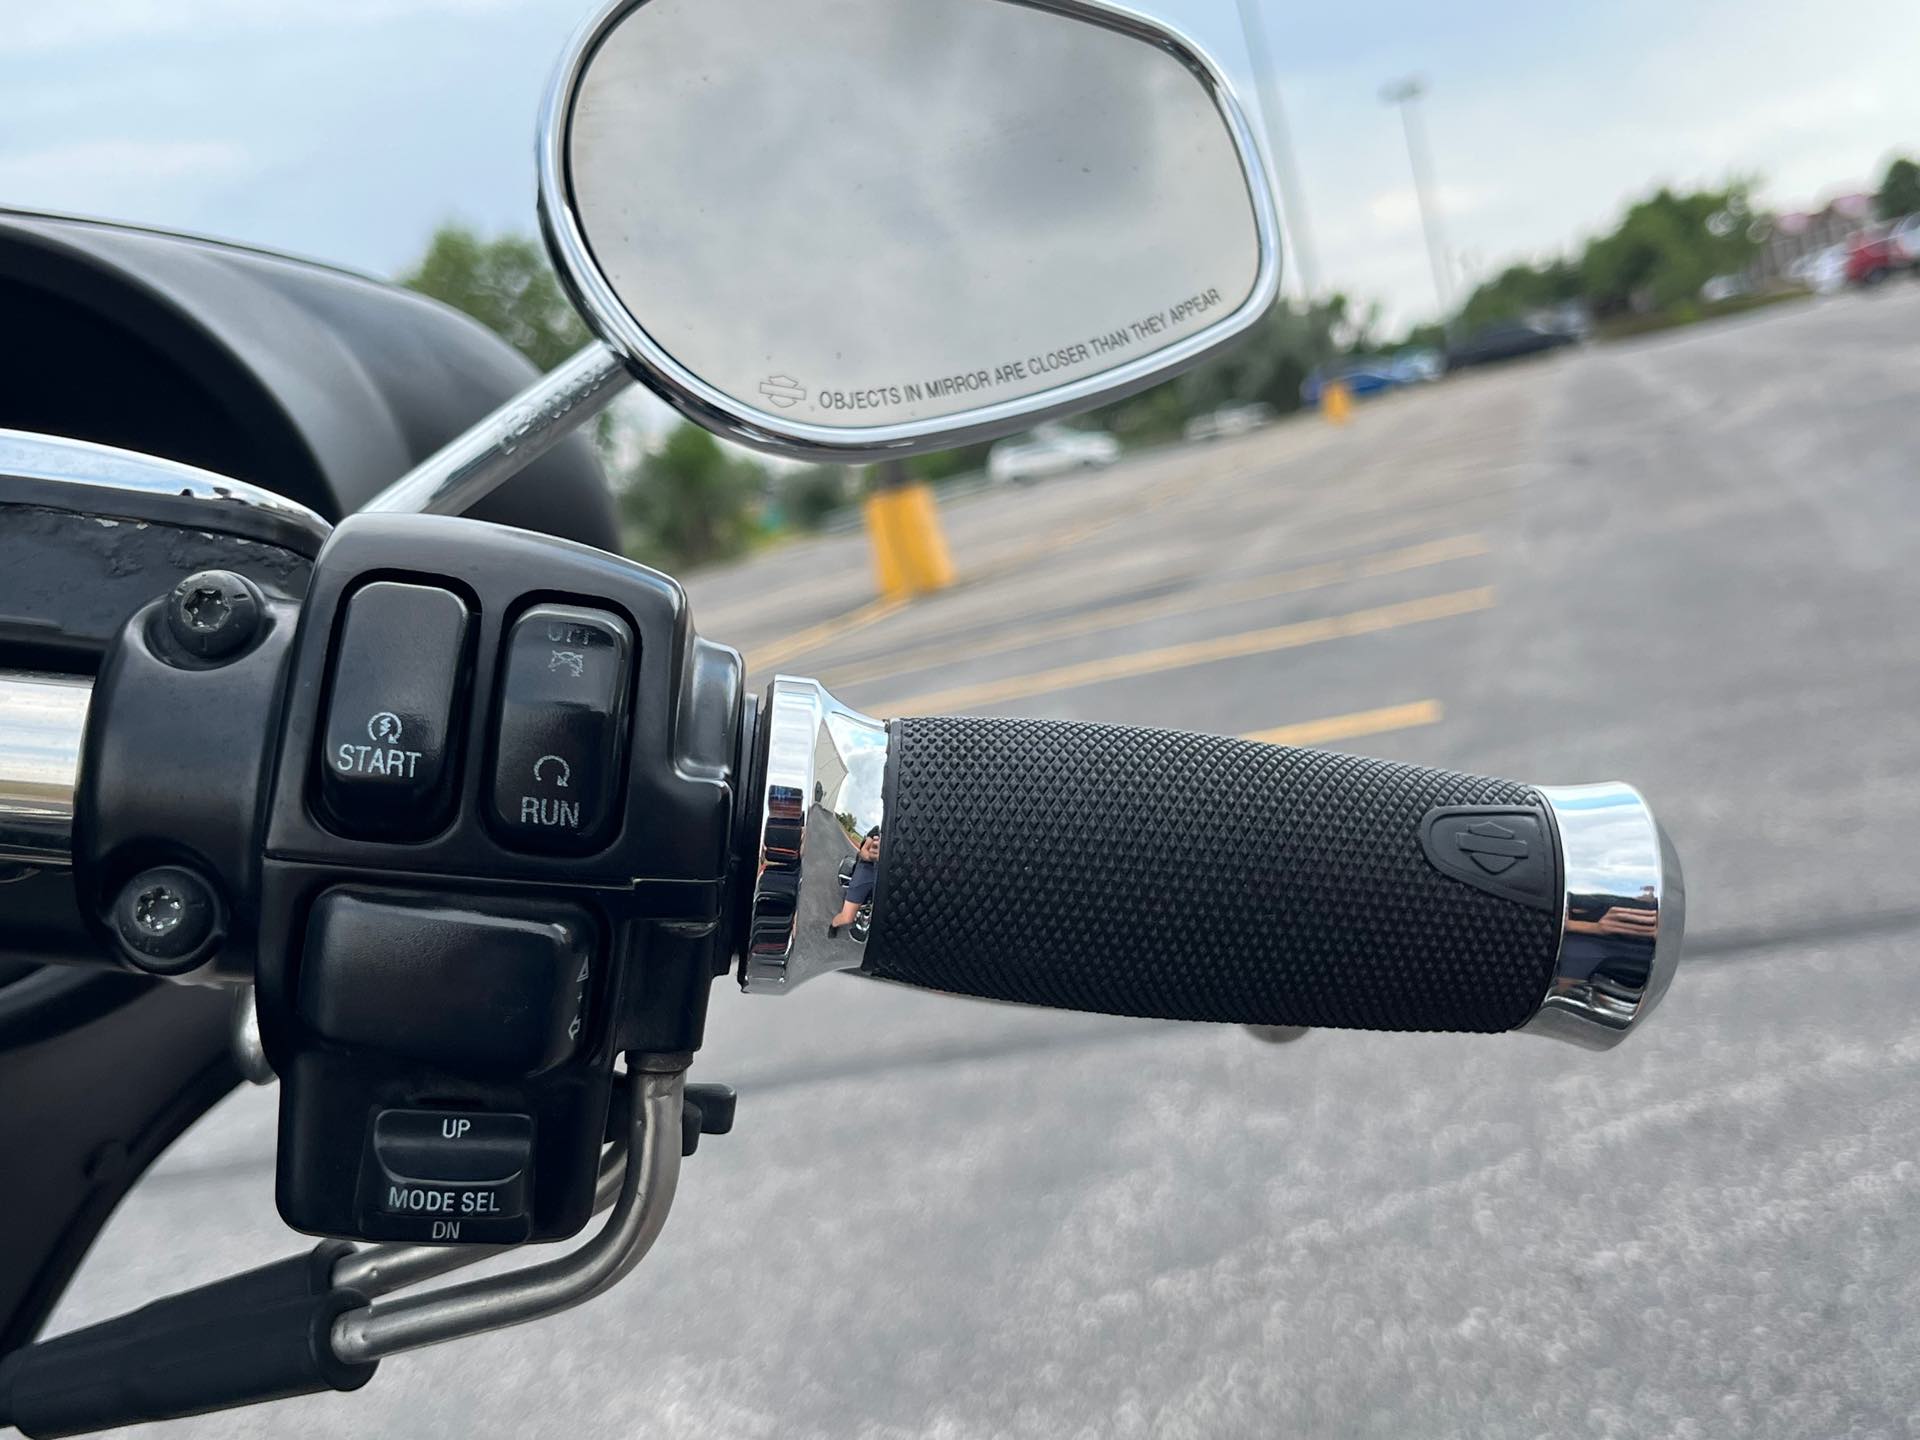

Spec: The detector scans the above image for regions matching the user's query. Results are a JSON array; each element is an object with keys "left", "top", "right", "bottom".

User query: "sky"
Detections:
[{"left": 0, "top": 0, "right": 1915, "bottom": 333}]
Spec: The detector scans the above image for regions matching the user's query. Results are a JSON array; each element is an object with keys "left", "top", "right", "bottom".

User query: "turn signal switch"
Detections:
[{"left": 296, "top": 889, "right": 592, "bottom": 1078}]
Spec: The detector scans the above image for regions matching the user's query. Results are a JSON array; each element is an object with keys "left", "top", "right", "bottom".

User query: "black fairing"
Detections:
[
  {"left": 0, "top": 211, "right": 622, "bottom": 1346},
  {"left": 0, "top": 209, "right": 618, "bottom": 545}
]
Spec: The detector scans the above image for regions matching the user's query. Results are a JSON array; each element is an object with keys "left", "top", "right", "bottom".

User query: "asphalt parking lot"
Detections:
[{"left": 54, "top": 285, "right": 1920, "bottom": 1438}]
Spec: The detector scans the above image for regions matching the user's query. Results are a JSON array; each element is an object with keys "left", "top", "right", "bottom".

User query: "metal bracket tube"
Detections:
[
  {"left": 332, "top": 1138, "right": 630, "bottom": 1299},
  {"left": 229, "top": 986, "right": 276, "bottom": 1086},
  {"left": 359, "top": 341, "right": 631, "bottom": 517},
  {"left": 329, "top": 1067, "right": 683, "bottom": 1363}
]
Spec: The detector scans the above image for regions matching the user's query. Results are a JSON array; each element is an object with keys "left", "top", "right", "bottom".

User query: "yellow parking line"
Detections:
[
  {"left": 828, "top": 532, "right": 1489, "bottom": 689},
  {"left": 735, "top": 483, "right": 1191, "bottom": 675},
  {"left": 875, "top": 587, "right": 1496, "bottom": 715},
  {"left": 745, "top": 595, "right": 907, "bottom": 673},
  {"left": 1241, "top": 699, "right": 1444, "bottom": 749},
  {"left": 961, "top": 464, "right": 1213, "bottom": 584},
  {"left": 737, "top": 468, "right": 1209, "bottom": 673}
]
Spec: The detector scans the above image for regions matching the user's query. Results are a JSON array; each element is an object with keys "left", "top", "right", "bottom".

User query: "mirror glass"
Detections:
[{"left": 551, "top": 0, "right": 1274, "bottom": 447}]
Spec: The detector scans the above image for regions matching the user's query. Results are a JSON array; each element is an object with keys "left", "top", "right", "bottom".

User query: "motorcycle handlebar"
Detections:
[
  {"left": 0, "top": 670, "right": 90, "bottom": 868},
  {"left": 744, "top": 684, "right": 1683, "bottom": 1049},
  {"left": 8, "top": 659, "right": 1684, "bottom": 1050}
]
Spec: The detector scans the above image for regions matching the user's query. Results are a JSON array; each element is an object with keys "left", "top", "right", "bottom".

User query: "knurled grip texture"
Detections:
[{"left": 865, "top": 716, "right": 1563, "bottom": 1032}]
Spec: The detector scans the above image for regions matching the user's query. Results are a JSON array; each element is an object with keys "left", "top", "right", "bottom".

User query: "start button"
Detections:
[{"left": 317, "top": 581, "right": 470, "bottom": 841}]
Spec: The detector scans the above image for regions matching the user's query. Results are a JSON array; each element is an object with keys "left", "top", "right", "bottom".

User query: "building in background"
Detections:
[{"left": 1755, "top": 192, "right": 1876, "bottom": 284}]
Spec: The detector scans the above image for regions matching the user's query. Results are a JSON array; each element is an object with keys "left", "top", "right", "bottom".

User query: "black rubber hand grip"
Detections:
[
  {"left": 0, "top": 1245, "right": 375, "bottom": 1438},
  {"left": 865, "top": 716, "right": 1564, "bottom": 1032}
]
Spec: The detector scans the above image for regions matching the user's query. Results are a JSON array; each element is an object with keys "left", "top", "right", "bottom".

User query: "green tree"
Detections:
[
  {"left": 401, "top": 223, "right": 590, "bottom": 371},
  {"left": 1455, "top": 258, "right": 1583, "bottom": 333},
  {"left": 620, "top": 424, "right": 762, "bottom": 568},
  {"left": 907, "top": 442, "right": 994, "bottom": 483},
  {"left": 773, "top": 464, "right": 853, "bottom": 530},
  {"left": 1096, "top": 381, "right": 1191, "bottom": 445},
  {"left": 1580, "top": 184, "right": 1759, "bottom": 315},
  {"left": 1397, "top": 321, "right": 1448, "bottom": 353},
  {"left": 1092, "top": 294, "right": 1356, "bottom": 441},
  {"left": 1876, "top": 156, "right": 1920, "bottom": 220}
]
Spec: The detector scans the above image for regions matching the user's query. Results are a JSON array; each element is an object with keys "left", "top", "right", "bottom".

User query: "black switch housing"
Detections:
[
  {"left": 259, "top": 513, "right": 742, "bottom": 1246},
  {"left": 489, "top": 603, "right": 633, "bottom": 855},
  {"left": 316, "top": 580, "right": 469, "bottom": 840}
]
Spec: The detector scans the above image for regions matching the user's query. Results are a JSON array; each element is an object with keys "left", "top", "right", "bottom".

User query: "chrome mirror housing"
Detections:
[{"left": 539, "top": 0, "right": 1281, "bottom": 461}]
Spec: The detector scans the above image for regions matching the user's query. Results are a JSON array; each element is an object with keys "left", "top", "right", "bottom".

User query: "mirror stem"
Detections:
[{"left": 362, "top": 340, "right": 632, "bottom": 516}]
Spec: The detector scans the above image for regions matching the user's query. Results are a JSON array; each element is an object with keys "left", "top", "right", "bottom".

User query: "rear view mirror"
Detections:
[{"left": 539, "top": 0, "right": 1281, "bottom": 460}]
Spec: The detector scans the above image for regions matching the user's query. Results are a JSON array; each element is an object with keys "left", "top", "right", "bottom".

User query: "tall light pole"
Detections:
[
  {"left": 1381, "top": 76, "right": 1452, "bottom": 317},
  {"left": 1235, "top": 0, "right": 1321, "bottom": 299}
]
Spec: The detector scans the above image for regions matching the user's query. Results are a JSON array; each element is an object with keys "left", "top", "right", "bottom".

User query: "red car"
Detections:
[{"left": 1845, "top": 230, "right": 1909, "bottom": 286}]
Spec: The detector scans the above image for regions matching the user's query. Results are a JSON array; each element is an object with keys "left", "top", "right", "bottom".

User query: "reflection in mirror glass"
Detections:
[{"left": 558, "top": 0, "right": 1270, "bottom": 440}]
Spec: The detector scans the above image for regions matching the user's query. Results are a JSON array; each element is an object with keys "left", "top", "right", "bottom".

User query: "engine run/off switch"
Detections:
[
  {"left": 489, "top": 603, "right": 633, "bottom": 854},
  {"left": 317, "top": 580, "right": 469, "bottom": 840}
]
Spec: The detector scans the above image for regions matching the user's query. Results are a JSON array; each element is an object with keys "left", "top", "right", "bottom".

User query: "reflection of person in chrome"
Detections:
[
  {"left": 1566, "top": 886, "right": 1661, "bottom": 939},
  {"left": 830, "top": 827, "right": 881, "bottom": 937}
]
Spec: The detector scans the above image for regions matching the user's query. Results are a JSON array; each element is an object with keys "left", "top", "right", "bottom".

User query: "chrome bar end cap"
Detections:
[
  {"left": 741, "top": 677, "right": 890, "bottom": 995},
  {"left": 1522, "top": 782, "right": 1684, "bottom": 1050}
]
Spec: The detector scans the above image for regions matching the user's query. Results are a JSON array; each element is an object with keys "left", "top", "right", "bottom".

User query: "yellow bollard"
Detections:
[
  {"left": 864, "top": 490, "right": 910, "bottom": 598},
  {"left": 1321, "top": 379, "right": 1354, "bottom": 426},
  {"left": 863, "top": 481, "right": 954, "bottom": 599}
]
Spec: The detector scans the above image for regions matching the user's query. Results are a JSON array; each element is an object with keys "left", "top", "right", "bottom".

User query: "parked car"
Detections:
[
  {"left": 1845, "top": 229, "right": 1907, "bottom": 287},
  {"left": 1444, "top": 320, "right": 1579, "bottom": 372},
  {"left": 987, "top": 421, "right": 1121, "bottom": 484},
  {"left": 1788, "top": 244, "right": 1850, "bottom": 295},
  {"left": 1700, "top": 273, "right": 1754, "bottom": 303},
  {"left": 1299, "top": 360, "right": 1403, "bottom": 407},
  {"left": 1390, "top": 347, "right": 1444, "bottom": 384},
  {"left": 1889, "top": 214, "right": 1920, "bottom": 267},
  {"left": 1183, "top": 402, "right": 1275, "bottom": 443},
  {"left": 1543, "top": 300, "right": 1594, "bottom": 341}
]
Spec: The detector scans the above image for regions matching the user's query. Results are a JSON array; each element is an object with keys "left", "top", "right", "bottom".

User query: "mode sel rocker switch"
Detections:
[
  {"left": 362, "top": 1109, "right": 533, "bottom": 1244},
  {"left": 490, "top": 603, "right": 633, "bottom": 854},
  {"left": 318, "top": 581, "right": 469, "bottom": 839}
]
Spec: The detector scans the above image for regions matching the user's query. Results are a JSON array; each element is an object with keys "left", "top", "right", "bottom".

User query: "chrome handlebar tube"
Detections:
[{"left": 0, "top": 671, "right": 90, "bottom": 868}]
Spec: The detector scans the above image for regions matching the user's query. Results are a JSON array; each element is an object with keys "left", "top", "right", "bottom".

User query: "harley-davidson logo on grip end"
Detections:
[
  {"left": 1454, "top": 819, "right": 1528, "bottom": 875},
  {"left": 1418, "top": 807, "right": 1558, "bottom": 911}
]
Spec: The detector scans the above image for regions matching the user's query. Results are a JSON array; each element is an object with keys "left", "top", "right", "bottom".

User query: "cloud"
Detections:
[
  {"left": 0, "top": 0, "right": 532, "bottom": 55},
  {"left": 0, "top": 139, "right": 253, "bottom": 198},
  {"left": 1243, "top": 0, "right": 1920, "bottom": 327},
  {"left": 1365, "top": 183, "right": 1494, "bottom": 235},
  {"left": 2, "top": 0, "right": 1915, "bottom": 342}
]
